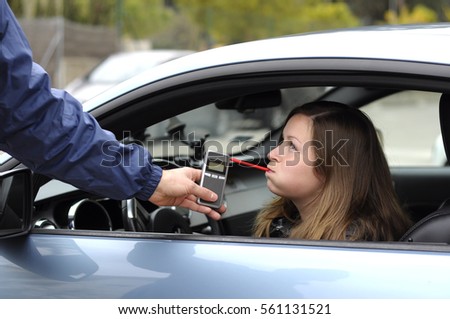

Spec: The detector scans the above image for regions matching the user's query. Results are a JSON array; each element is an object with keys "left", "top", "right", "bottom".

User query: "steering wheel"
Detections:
[
  {"left": 121, "top": 159, "right": 224, "bottom": 235},
  {"left": 122, "top": 198, "right": 192, "bottom": 233}
]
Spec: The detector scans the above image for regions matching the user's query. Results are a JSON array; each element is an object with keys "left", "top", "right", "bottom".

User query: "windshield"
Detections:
[
  {"left": 143, "top": 105, "right": 273, "bottom": 157},
  {"left": 139, "top": 87, "right": 327, "bottom": 158},
  {"left": 0, "top": 151, "right": 11, "bottom": 165},
  {"left": 89, "top": 55, "right": 157, "bottom": 83}
]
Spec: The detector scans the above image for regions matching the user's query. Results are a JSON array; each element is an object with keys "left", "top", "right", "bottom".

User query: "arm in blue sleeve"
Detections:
[{"left": 0, "top": 0, "right": 162, "bottom": 200}]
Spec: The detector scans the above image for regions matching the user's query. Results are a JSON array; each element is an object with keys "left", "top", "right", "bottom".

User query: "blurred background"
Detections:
[
  {"left": 8, "top": 0, "right": 450, "bottom": 165},
  {"left": 9, "top": 0, "right": 450, "bottom": 89}
]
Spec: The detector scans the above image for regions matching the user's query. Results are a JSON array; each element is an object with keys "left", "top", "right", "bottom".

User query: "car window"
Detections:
[
  {"left": 143, "top": 87, "right": 327, "bottom": 158},
  {"left": 362, "top": 91, "right": 442, "bottom": 167},
  {"left": 144, "top": 105, "right": 274, "bottom": 158},
  {"left": 0, "top": 151, "right": 11, "bottom": 165}
]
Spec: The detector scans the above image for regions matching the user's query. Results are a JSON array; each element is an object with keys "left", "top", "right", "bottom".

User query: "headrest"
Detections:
[
  {"left": 400, "top": 200, "right": 450, "bottom": 244},
  {"left": 400, "top": 211, "right": 450, "bottom": 244}
]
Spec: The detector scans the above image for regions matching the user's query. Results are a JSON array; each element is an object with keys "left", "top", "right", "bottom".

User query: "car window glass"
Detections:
[
  {"left": 143, "top": 87, "right": 327, "bottom": 158},
  {"left": 0, "top": 151, "right": 12, "bottom": 165},
  {"left": 89, "top": 55, "right": 162, "bottom": 83},
  {"left": 362, "top": 91, "right": 442, "bottom": 167},
  {"left": 143, "top": 105, "right": 274, "bottom": 158}
]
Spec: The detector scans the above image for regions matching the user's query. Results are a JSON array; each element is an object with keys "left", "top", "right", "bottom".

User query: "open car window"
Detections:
[{"left": 31, "top": 85, "right": 450, "bottom": 246}]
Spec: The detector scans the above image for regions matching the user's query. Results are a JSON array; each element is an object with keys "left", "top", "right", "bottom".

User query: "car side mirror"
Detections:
[{"left": 0, "top": 168, "right": 33, "bottom": 238}]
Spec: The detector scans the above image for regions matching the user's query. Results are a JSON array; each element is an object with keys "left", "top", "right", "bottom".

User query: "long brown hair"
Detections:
[{"left": 254, "top": 101, "right": 412, "bottom": 241}]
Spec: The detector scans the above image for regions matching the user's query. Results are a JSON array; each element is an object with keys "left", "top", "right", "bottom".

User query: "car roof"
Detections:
[
  {"left": 84, "top": 23, "right": 450, "bottom": 111},
  {"left": 87, "top": 49, "right": 196, "bottom": 81}
]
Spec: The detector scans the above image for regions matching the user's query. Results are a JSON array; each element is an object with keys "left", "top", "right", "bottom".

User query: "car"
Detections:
[
  {"left": 2, "top": 24, "right": 450, "bottom": 299},
  {"left": 64, "top": 49, "right": 194, "bottom": 103}
]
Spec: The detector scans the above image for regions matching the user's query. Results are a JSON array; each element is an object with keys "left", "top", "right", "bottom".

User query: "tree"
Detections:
[
  {"left": 120, "top": 0, "right": 174, "bottom": 39},
  {"left": 174, "top": 0, "right": 360, "bottom": 47},
  {"left": 63, "top": 0, "right": 116, "bottom": 25},
  {"left": 345, "top": 0, "right": 388, "bottom": 24},
  {"left": 385, "top": 3, "right": 438, "bottom": 24},
  {"left": 9, "top": 0, "right": 174, "bottom": 39},
  {"left": 14, "top": 0, "right": 447, "bottom": 51}
]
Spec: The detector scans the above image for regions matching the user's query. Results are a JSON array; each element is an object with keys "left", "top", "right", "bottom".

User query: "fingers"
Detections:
[
  {"left": 190, "top": 182, "right": 218, "bottom": 203},
  {"left": 185, "top": 171, "right": 226, "bottom": 219},
  {"left": 179, "top": 196, "right": 223, "bottom": 220},
  {"left": 187, "top": 167, "right": 202, "bottom": 181},
  {"left": 184, "top": 167, "right": 221, "bottom": 204},
  {"left": 217, "top": 203, "right": 227, "bottom": 214},
  {"left": 152, "top": 167, "right": 225, "bottom": 220}
]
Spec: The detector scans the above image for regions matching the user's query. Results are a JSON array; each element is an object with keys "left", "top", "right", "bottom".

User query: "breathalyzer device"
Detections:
[{"left": 197, "top": 151, "right": 230, "bottom": 209}]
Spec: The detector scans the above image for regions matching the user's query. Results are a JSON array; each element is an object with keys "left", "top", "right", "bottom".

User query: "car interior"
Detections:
[
  {"left": 29, "top": 83, "right": 450, "bottom": 245},
  {"left": 399, "top": 93, "right": 450, "bottom": 244}
]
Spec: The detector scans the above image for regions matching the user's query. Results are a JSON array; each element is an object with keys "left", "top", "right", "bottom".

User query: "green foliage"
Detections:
[
  {"left": 9, "top": 0, "right": 173, "bottom": 39},
  {"left": 8, "top": 0, "right": 448, "bottom": 49},
  {"left": 151, "top": 14, "right": 203, "bottom": 50},
  {"left": 175, "top": 0, "right": 360, "bottom": 46},
  {"left": 120, "top": 0, "right": 174, "bottom": 39},
  {"left": 385, "top": 4, "right": 438, "bottom": 24},
  {"left": 7, "top": 0, "right": 23, "bottom": 15},
  {"left": 64, "top": 0, "right": 116, "bottom": 25},
  {"left": 64, "top": 0, "right": 173, "bottom": 38},
  {"left": 444, "top": 5, "right": 450, "bottom": 21}
]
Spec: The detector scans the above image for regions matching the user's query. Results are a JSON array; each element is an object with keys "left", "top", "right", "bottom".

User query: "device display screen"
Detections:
[{"left": 207, "top": 159, "right": 225, "bottom": 173}]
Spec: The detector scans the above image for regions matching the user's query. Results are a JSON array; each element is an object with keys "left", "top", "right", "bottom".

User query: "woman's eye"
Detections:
[
  {"left": 288, "top": 142, "right": 297, "bottom": 151},
  {"left": 280, "top": 140, "right": 297, "bottom": 151}
]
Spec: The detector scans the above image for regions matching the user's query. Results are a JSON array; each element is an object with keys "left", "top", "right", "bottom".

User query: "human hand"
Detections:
[{"left": 148, "top": 167, "right": 226, "bottom": 220}]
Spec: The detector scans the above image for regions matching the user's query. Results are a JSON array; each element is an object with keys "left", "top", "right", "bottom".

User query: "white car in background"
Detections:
[{"left": 65, "top": 49, "right": 194, "bottom": 103}]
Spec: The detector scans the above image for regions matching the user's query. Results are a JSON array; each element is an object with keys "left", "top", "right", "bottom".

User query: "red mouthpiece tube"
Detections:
[{"left": 230, "top": 158, "right": 270, "bottom": 172}]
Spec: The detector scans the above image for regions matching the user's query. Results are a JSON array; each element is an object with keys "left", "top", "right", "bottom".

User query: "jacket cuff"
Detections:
[{"left": 135, "top": 164, "right": 163, "bottom": 201}]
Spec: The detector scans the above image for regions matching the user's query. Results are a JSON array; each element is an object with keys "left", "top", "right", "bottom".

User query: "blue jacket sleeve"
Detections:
[{"left": 0, "top": 0, "right": 162, "bottom": 200}]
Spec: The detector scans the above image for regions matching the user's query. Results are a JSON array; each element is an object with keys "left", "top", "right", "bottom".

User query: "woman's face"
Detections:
[{"left": 266, "top": 114, "right": 324, "bottom": 211}]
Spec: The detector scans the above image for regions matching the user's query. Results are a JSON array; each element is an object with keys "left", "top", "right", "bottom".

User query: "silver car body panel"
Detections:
[{"left": 1, "top": 233, "right": 449, "bottom": 298}]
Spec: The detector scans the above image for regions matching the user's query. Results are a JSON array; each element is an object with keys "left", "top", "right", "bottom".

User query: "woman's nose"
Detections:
[{"left": 268, "top": 145, "right": 280, "bottom": 161}]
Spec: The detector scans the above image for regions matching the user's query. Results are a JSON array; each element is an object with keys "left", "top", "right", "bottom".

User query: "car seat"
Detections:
[
  {"left": 400, "top": 93, "right": 450, "bottom": 244},
  {"left": 400, "top": 199, "right": 450, "bottom": 243}
]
